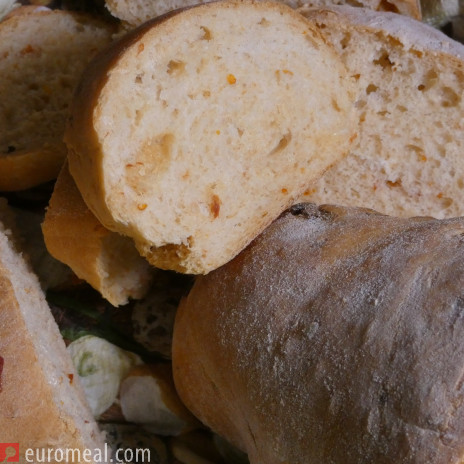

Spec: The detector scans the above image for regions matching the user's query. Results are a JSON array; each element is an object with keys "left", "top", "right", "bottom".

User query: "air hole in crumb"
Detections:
[
  {"left": 200, "top": 26, "right": 212, "bottom": 40},
  {"left": 135, "top": 109, "right": 143, "bottom": 125},
  {"left": 331, "top": 98, "right": 341, "bottom": 112},
  {"left": 167, "top": 60, "right": 185, "bottom": 76},
  {"left": 397, "top": 105, "right": 407, "bottom": 112},
  {"left": 407, "top": 144, "right": 426, "bottom": 161},
  {"left": 258, "top": 17, "right": 270, "bottom": 26},
  {"left": 269, "top": 132, "right": 292, "bottom": 155},
  {"left": 458, "top": 178, "right": 464, "bottom": 189},
  {"left": 440, "top": 197, "right": 453, "bottom": 209},
  {"left": 374, "top": 50, "right": 393, "bottom": 69},
  {"left": 135, "top": 74, "right": 143, "bottom": 84},
  {"left": 366, "top": 84, "right": 378, "bottom": 94},
  {"left": 386, "top": 179, "right": 402, "bottom": 188},
  {"left": 210, "top": 194, "right": 221, "bottom": 219},
  {"left": 340, "top": 32, "right": 351, "bottom": 49},
  {"left": 421, "top": 69, "right": 438, "bottom": 91},
  {"left": 378, "top": 0, "right": 399, "bottom": 13},
  {"left": 440, "top": 86, "right": 460, "bottom": 107}
]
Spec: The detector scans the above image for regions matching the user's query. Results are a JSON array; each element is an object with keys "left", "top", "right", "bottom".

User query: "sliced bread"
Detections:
[
  {"left": 298, "top": 6, "right": 464, "bottom": 219},
  {"left": 42, "top": 162, "right": 155, "bottom": 306},
  {"left": 66, "top": 0, "right": 357, "bottom": 274},
  {"left": 105, "top": 0, "right": 420, "bottom": 28},
  {"left": 0, "top": 9, "right": 115, "bottom": 191},
  {"left": 0, "top": 205, "right": 107, "bottom": 461}
]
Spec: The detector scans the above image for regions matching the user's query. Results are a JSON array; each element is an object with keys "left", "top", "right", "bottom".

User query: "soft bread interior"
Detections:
[
  {"left": 68, "top": 0, "right": 356, "bottom": 274},
  {"left": 0, "top": 213, "right": 106, "bottom": 458},
  {"left": 300, "top": 6, "right": 464, "bottom": 219},
  {"left": 0, "top": 10, "right": 114, "bottom": 190}
]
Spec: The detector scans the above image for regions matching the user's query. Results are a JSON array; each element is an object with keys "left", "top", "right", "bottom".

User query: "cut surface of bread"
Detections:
[
  {"left": 105, "top": 0, "right": 420, "bottom": 28},
  {"left": 173, "top": 203, "right": 464, "bottom": 464},
  {"left": 0, "top": 208, "right": 107, "bottom": 461},
  {"left": 66, "top": 0, "right": 356, "bottom": 274},
  {"left": 0, "top": 9, "right": 114, "bottom": 191},
  {"left": 42, "top": 162, "right": 155, "bottom": 306},
  {"left": 298, "top": 6, "right": 464, "bottom": 219}
]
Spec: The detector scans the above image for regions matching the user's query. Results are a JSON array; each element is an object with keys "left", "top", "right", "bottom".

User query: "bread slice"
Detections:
[
  {"left": 173, "top": 203, "right": 464, "bottom": 464},
  {"left": 42, "top": 162, "right": 155, "bottom": 306},
  {"left": 66, "top": 0, "right": 357, "bottom": 274},
  {"left": 0, "top": 9, "right": 115, "bottom": 191},
  {"left": 105, "top": 0, "right": 420, "bottom": 28},
  {"left": 298, "top": 6, "right": 464, "bottom": 219},
  {"left": 0, "top": 206, "right": 107, "bottom": 461}
]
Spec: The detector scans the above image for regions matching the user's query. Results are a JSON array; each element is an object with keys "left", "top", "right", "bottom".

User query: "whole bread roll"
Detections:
[{"left": 173, "top": 203, "right": 464, "bottom": 464}]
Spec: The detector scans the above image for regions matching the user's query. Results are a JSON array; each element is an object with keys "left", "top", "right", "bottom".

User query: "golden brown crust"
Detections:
[
  {"left": 0, "top": 145, "right": 64, "bottom": 192},
  {"left": 65, "top": 10, "right": 180, "bottom": 229},
  {"left": 173, "top": 203, "right": 464, "bottom": 464},
  {"left": 43, "top": 162, "right": 155, "bottom": 306},
  {"left": 43, "top": 162, "right": 111, "bottom": 286}
]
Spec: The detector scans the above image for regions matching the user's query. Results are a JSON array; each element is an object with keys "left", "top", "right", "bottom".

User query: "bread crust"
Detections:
[
  {"left": 104, "top": 0, "right": 421, "bottom": 28},
  {"left": 42, "top": 162, "right": 155, "bottom": 306},
  {"left": 173, "top": 203, "right": 464, "bottom": 463}
]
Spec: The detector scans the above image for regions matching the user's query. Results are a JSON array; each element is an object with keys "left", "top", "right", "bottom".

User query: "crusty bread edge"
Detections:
[{"left": 65, "top": 6, "right": 188, "bottom": 233}]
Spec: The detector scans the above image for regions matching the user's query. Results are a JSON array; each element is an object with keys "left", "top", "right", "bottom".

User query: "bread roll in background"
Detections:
[
  {"left": 66, "top": 0, "right": 357, "bottom": 274},
  {"left": 173, "top": 203, "right": 464, "bottom": 464},
  {"left": 104, "top": 0, "right": 420, "bottom": 28},
  {"left": 0, "top": 9, "right": 115, "bottom": 191}
]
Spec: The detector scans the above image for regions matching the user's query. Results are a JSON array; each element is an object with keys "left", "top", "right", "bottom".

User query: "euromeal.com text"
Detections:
[{"left": 0, "top": 443, "right": 150, "bottom": 463}]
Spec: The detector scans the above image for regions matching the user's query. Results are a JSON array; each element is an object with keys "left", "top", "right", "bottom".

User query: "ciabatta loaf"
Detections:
[
  {"left": 174, "top": 203, "right": 464, "bottom": 464},
  {"left": 66, "top": 0, "right": 356, "bottom": 274},
  {"left": 0, "top": 206, "right": 107, "bottom": 461},
  {"left": 298, "top": 6, "right": 464, "bottom": 219},
  {"left": 0, "top": 9, "right": 114, "bottom": 191},
  {"left": 105, "top": 0, "right": 420, "bottom": 28},
  {"left": 42, "top": 162, "right": 155, "bottom": 306}
]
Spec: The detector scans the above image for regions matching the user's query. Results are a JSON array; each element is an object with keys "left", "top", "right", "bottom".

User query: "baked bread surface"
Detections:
[
  {"left": 105, "top": 0, "right": 420, "bottom": 27},
  {"left": 42, "top": 162, "right": 155, "bottom": 307},
  {"left": 66, "top": 0, "right": 356, "bottom": 274},
  {"left": 173, "top": 203, "right": 464, "bottom": 464}
]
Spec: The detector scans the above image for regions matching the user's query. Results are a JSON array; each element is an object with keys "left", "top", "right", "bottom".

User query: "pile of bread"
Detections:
[{"left": 1, "top": 0, "right": 464, "bottom": 462}]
